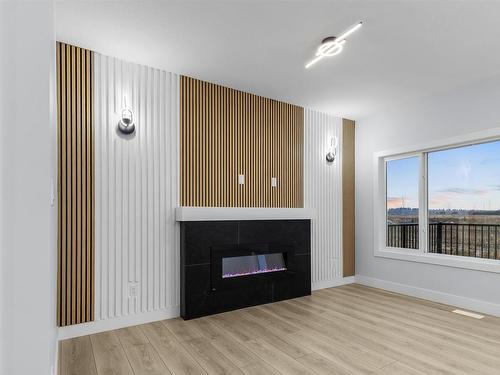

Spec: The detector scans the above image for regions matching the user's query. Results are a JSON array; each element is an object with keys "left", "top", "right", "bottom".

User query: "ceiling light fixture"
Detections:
[{"left": 306, "top": 21, "right": 362, "bottom": 69}]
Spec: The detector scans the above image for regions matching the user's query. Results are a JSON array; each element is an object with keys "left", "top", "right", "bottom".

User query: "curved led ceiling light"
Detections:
[{"left": 305, "top": 21, "right": 362, "bottom": 69}]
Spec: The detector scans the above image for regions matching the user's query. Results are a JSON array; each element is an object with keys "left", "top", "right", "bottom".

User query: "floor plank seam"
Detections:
[
  {"left": 138, "top": 324, "right": 174, "bottom": 375},
  {"left": 206, "top": 316, "right": 290, "bottom": 375},
  {"left": 378, "top": 359, "right": 399, "bottom": 370},
  {"left": 114, "top": 330, "right": 141, "bottom": 375},
  {"left": 87, "top": 334, "right": 100, "bottom": 375}
]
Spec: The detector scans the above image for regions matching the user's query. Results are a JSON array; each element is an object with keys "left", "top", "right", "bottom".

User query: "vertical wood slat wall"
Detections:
[
  {"left": 180, "top": 76, "right": 304, "bottom": 207},
  {"left": 342, "top": 119, "right": 355, "bottom": 277},
  {"left": 57, "top": 42, "right": 94, "bottom": 326}
]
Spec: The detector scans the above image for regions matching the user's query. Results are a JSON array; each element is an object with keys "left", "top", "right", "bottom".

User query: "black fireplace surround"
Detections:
[{"left": 180, "top": 219, "right": 311, "bottom": 319}]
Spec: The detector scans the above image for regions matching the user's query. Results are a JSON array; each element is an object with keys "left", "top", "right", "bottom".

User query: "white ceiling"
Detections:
[{"left": 55, "top": 1, "right": 500, "bottom": 120}]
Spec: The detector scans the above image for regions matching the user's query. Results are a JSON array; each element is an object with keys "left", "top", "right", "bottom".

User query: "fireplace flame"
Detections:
[{"left": 222, "top": 265, "right": 287, "bottom": 279}]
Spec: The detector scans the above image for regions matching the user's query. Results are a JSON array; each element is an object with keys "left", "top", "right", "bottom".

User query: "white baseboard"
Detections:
[
  {"left": 355, "top": 275, "right": 500, "bottom": 318},
  {"left": 312, "top": 276, "right": 355, "bottom": 291},
  {"left": 58, "top": 278, "right": 356, "bottom": 340},
  {"left": 58, "top": 306, "right": 180, "bottom": 340}
]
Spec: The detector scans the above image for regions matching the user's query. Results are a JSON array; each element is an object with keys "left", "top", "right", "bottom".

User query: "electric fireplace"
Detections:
[
  {"left": 180, "top": 219, "right": 311, "bottom": 319},
  {"left": 222, "top": 253, "right": 287, "bottom": 278},
  {"left": 209, "top": 243, "right": 295, "bottom": 292}
]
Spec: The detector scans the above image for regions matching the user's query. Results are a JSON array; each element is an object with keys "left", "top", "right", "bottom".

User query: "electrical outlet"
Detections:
[
  {"left": 129, "top": 284, "right": 137, "bottom": 297},
  {"left": 238, "top": 174, "right": 245, "bottom": 185},
  {"left": 271, "top": 177, "right": 277, "bottom": 187}
]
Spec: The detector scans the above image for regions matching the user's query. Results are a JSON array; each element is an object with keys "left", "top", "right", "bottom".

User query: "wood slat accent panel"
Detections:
[
  {"left": 342, "top": 118, "right": 355, "bottom": 277},
  {"left": 57, "top": 42, "right": 94, "bottom": 326},
  {"left": 180, "top": 76, "right": 304, "bottom": 207}
]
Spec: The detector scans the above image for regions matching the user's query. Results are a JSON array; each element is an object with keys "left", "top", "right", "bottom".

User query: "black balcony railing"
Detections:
[
  {"left": 387, "top": 223, "right": 419, "bottom": 249},
  {"left": 387, "top": 222, "right": 500, "bottom": 260}
]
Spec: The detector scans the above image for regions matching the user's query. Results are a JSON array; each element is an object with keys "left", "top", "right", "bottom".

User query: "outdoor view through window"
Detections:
[
  {"left": 386, "top": 156, "right": 419, "bottom": 249},
  {"left": 387, "top": 140, "right": 500, "bottom": 260}
]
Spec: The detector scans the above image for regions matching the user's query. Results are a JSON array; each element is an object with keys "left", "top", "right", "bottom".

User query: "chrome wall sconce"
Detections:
[
  {"left": 117, "top": 97, "right": 135, "bottom": 135},
  {"left": 326, "top": 136, "right": 338, "bottom": 163}
]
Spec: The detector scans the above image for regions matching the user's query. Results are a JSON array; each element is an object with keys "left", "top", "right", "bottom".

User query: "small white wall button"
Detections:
[
  {"left": 238, "top": 174, "right": 245, "bottom": 185},
  {"left": 271, "top": 177, "right": 277, "bottom": 187},
  {"left": 50, "top": 177, "right": 56, "bottom": 207}
]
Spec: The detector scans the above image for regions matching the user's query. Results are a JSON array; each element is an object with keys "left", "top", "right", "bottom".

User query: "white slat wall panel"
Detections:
[
  {"left": 304, "top": 109, "right": 343, "bottom": 287},
  {"left": 94, "top": 53, "right": 179, "bottom": 321}
]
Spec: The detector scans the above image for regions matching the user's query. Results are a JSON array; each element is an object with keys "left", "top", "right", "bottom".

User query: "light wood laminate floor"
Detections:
[{"left": 59, "top": 284, "right": 500, "bottom": 375}]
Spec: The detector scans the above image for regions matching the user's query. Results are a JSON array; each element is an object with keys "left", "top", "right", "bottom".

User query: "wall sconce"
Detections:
[
  {"left": 326, "top": 136, "right": 338, "bottom": 163},
  {"left": 117, "top": 97, "right": 135, "bottom": 135}
]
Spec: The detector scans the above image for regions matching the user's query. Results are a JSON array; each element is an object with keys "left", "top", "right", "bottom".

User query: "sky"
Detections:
[{"left": 386, "top": 140, "right": 500, "bottom": 210}]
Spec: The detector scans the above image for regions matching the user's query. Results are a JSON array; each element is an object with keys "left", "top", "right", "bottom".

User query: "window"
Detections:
[
  {"left": 428, "top": 141, "right": 500, "bottom": 260},
  {"left": 375, "top": 132, "right": 500, "bottom": 273},
  {"left": 386, "top": 157, "right": 419, "bottom": 249}
]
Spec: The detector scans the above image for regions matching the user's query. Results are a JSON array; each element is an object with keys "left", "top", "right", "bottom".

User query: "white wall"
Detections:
[
  {"left": 356, "top": 74, "right": 500, "bottom": 313},
  {"left": 0, "top": 1, "right": 58, "bottom": 374},
  {"left": 93, "top": 55, "right": 180, "bottom": 324},
  {"left": 304, "top": 109, "right": 347, "bottom": 289}
]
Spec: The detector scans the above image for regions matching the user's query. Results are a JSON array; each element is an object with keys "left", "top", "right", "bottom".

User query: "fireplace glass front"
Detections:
[{"left": 222, "top": 252, "right": 287, "bottom": 279}]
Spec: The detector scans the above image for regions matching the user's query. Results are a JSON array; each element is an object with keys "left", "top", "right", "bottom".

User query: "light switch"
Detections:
[
  {"left": 271, "top": 177, "right": 277, "bottom": 187},
  {"left": 238, "top": 174, "right": 245, "bottom": 185}
]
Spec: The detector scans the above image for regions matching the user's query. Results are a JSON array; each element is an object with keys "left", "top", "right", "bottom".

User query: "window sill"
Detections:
[{"left": 375, "top": 247, "right": 500, "bottom": 274}]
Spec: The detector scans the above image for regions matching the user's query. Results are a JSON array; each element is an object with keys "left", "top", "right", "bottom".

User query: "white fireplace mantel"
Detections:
[{"left": 175, "top": 207, "right": 316, "bottom": 221}]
